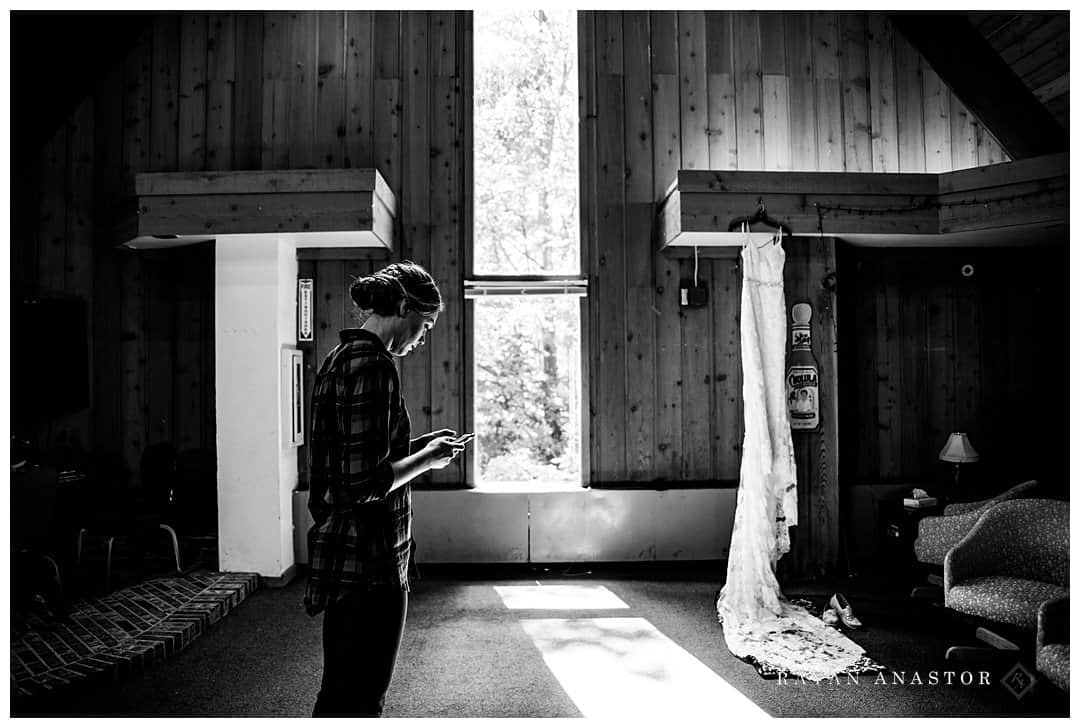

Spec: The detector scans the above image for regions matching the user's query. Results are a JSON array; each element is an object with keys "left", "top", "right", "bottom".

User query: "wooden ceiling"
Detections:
[{"left": 968, "top": 12, "right": 1069, "bottom": 130}]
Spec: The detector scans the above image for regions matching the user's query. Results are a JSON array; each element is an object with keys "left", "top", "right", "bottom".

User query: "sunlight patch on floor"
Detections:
[
  {"left": 493, "top": 585, "right": 630, "bottom": 610},
  {"left": 519, "top": 617, "right": 765, "bottom": 719}
]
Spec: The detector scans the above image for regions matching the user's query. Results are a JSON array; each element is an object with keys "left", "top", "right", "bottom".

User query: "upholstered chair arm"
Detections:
[
  {"left": 943, "top": 499, "right": 988, "bottom": 516},
  {"left": 943, "top": 479, "right": 1039, "bottom": 516},
  {"left": 943, "top": 506, "right": 1008, "bottom": 590},
  {"left": 1038, "top": 595, "right": 1070, "bottom": 648}
]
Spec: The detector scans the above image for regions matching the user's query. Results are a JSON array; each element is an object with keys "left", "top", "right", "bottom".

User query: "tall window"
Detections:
[{"left": 470, "top": 9, "right": 583, "bottom": 487}]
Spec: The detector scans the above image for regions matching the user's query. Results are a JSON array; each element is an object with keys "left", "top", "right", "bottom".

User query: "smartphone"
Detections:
[{"left": 451, "top": 433, "right": 475, "bottom": 446}]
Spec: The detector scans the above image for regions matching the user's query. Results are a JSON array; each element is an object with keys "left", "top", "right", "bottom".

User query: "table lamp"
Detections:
[{"left": 939, "top": 432, "right": 979, "bottom": 498}]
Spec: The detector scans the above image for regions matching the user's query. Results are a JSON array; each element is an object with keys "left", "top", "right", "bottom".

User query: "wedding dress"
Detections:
[{"left": 715, "top": 229, "right": 866, "bottom": 682}]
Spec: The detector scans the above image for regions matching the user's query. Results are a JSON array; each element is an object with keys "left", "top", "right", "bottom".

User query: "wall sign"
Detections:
[
  {"left": 283, "top": 347, "right": 305, "bottom": 448},
  {"left": 298, "top": 278, "right": 314, "bottom": 342},
  {"left": 787, "top": 302, "right": 820, "bottom": 431}
]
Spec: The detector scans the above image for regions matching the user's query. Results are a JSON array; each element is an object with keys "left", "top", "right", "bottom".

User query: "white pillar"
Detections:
[{"left": 214, "top": 235, "right": 298, "bottom": 579}]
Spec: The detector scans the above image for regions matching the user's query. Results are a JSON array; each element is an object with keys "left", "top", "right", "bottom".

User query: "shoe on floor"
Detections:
[
  {"left": 822, "top": 607, "right": 840, "bottom": 628},
  {"left": 829, "top": 593, "right": 862, "bottom": 629}
]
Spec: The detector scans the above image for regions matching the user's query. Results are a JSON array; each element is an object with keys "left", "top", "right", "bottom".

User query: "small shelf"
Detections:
[
  {"left": 114, "top": 168, "right": 396, "bottom": 251},
  {"left": 657, "top": 153, "right": 1068, "bottom": 251}
]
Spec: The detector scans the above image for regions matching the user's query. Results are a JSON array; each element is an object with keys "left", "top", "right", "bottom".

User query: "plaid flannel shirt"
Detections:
[{"left": 304, "top": 329, "right": 412, "bottom": 616}]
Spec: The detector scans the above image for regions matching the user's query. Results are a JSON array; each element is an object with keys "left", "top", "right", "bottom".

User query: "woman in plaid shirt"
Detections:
[{"left": 306, "top": 262, "right": 467, "bottom": 717}]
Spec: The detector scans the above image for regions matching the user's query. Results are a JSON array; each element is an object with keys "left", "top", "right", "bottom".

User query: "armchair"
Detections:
[
  {"left": 1037, "top": 595, "right": 1069, "bottom": 692},
  {"left": 943, "top": 498, "right": 1069, "bottom": 662},
  {"left": 914, "top": 479, "right": 1039, "bottom": 569}
]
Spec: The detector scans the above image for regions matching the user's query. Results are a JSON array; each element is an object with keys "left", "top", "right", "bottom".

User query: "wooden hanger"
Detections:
[{"left": 727, "top": 199, "right": 793, "bottom": 236}]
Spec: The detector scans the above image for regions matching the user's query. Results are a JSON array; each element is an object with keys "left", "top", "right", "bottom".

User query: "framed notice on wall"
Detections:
[
  {"left": 282, "top": 347, "right": 305, "bottom": 447},
  {"left": 298, "top": 278, "right": 314, "bottom": 342}
]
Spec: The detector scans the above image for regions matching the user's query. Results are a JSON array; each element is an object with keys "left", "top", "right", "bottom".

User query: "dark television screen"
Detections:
[{"left": 12, "top": 297, "right": 90, "bottom": 418}]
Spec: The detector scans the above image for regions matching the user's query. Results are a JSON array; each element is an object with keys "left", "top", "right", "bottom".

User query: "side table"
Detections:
[{"left": 879, "top": 497, "right": 945, "bottom": 585}]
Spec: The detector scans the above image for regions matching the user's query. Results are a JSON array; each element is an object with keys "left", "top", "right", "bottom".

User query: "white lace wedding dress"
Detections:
[{"left": 715, "top": 232, "right": 866, "bottom": 682}]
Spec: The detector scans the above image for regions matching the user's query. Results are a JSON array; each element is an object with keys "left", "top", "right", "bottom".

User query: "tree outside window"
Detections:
[{"left": 472, "top": 9, "right": 583, "bottom": 486}]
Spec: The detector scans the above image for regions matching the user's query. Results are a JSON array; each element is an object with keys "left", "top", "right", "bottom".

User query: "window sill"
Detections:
[
  {"left": 411, "top": 480, "right": 737, "bottom": 493},
  {"left": 414, "top": 482, "right": 584, "bottom": 494}
]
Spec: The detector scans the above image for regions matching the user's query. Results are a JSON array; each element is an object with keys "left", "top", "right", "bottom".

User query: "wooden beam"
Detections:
[{"left": 885, "top": 13, "right": 1066, "bottom": 159}]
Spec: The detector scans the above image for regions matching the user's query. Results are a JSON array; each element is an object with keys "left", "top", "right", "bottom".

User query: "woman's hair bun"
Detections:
[{"left": 349, "top": 261, "right": 443, "bottom": 318}]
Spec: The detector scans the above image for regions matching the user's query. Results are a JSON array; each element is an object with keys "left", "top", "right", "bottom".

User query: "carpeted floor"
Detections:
[{"left": 15, "top": 565, "right": 1070, "bottom": 718}]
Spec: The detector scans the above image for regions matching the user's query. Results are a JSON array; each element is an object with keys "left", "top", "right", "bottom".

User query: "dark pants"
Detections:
[{"left": 313, "top": 586, "right": 408, "bottom": 718}]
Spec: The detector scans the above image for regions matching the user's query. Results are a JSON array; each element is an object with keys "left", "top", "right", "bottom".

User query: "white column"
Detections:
[{"left": 214, "top": 235, "right": 298, "bottom": 578}]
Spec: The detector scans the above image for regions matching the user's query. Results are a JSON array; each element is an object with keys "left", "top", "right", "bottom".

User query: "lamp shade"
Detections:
[{"left": 939, "top": 432, "right": 979, "bottom": 463}]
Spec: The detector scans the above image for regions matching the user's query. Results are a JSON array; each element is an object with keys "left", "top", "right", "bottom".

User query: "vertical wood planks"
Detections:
[
  {"left": 677, "top": 10, "right": 711, "bottom": 477},
  {"left": 875, "top": 254, "right": 902, "bottom": 479},
  {"left": 316, "top": 11, "right": 347, "bottom": 168},
  {"left": 233, "top": 12, "right": 263, "bottom": 169},
  {"left": 921, "top": 63, "right": 951, "bottom": 173},
  {"left": 429, "top": 11, "right": 462, "bottom": 483},
  {"left": 838, "top": 13, "right": 871, "bottom": 172},
  {"left": 894, "top": 27, "right": 926, "bottom": 173},
  {"left": 178, "top": 13, "right": 208, "bottom": 171},
  {"left": 680, "top": 252, "right": 713, "bottom": 480},
  {"left": 150, "top": 16, "right": 179, "bottom": 171},
  {"left": 623, "top": 10, "right": 656, "bottom": 480},
  {"left": 262, "top": 12, "right": 290, "bottom": 169},
  {"left": 711, "top": 257, "right": 742, "bottom": 482},
  {"left": 38, "top": 128, "right": 67, "bottom": 297},
  {"left": 580, "top": 10, "right": 599, "bottom": 484},
  {"left": 733, "top": 12, "right": 763, "bottom": 170},
  {"left": 761, "top": 11, "right": 791, "bottom": 171},
  {"left": 677, "top": 11, "right": 709, "bottom": 170},
  {"left": 595, "top": 11, "right": 628, "bottom": 482},
  {"left": 206, "top": 12, "right": 236, "bottom": 171},
  {"left": 288, "top": 11, "right": 319, "bottom": 168},
  {"left": 345, "top": 11, "right": 375, "bottom": 168},
  {"left": 898, "top": 259, "right": 929, "bottom": 477},
  {"left": 952, "top": 260, "right": 981, "bottom": 435},
  {"left": 401, "top": 11, "right": 432, "bottom": 456},
  {"left": 705, "top": 12, "right": 736, "bottom": 171},
  {"left": 173, "top": 245, "right": 204, "bottom": 452},
  {"left": 122, "top": 30, "right": 152, "bottom": 177},
  {"left": 849, "top": 254, "right": 879, "bottom": 480},
  {"left": 91, "top": 64, "right": 124, "bottom": 457},
  {"left": 808, "top": 235, "right": 840, "bottom": 576},
  {"left": 37, "top": 128, "right": 69, "bottom": 447},
  {"left": 812, "top": 12, "right": 843, "bottom": 171},
  {"left": 66, "top": 99, "right": 96, "bottom": 448},
  {"left": 867, "top": 14, "right": 899, "bottom": 173},
  {"left": 785, "top": 12, "right": 817, "bottom": 170},
  {"left": 315, "top": 260, "right": 347, "bottom": 369},
  {"left": 146, "top": 253, "right": 177, "bottom": 446},
  {"left": 650, "top": 10, "right": 682, "bottom": 480},
  {"left": 925, "top": 264, "right": 955, "bottom": 463},
  {"left": 373, "top": 11, "right": 402, "bottom": 191},
  {"left": 949, "top": 91, "right": 978, "bottom": 171}
]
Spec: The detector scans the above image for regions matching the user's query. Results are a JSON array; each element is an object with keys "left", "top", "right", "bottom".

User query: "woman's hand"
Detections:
[
  {"left": 422, "top": 435, "right": 465, "bottom": 470},
  {"left": 411, "top": 428, "right": 456, "bottom": 454}
]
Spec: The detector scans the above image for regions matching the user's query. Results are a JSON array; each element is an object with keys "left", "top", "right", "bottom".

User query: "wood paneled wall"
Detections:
[
  {"left": 12, "top": 11, "right": 467, "bottom": 484},
  {"left": 581, "top": 10, "right": 1009, "bottom": 490},
  {"left": 840, "top": 245, "right": 1068, "bottom": 494},
  {"left": 14, "top": 9, "right": 1026, "bottom": 526}
]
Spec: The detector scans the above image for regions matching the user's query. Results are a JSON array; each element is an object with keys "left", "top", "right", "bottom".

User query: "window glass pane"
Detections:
[
  {"left": 474, "top": 10, "right": 579, "bottom": 276},
  {"left": 474, "top": 296, "right": 581, "bottom": 485}
]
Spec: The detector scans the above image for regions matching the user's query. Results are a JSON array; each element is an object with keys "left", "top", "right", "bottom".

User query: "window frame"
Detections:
[{"left": 463, "top": 9, "right": 590, "bottom": 489}]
